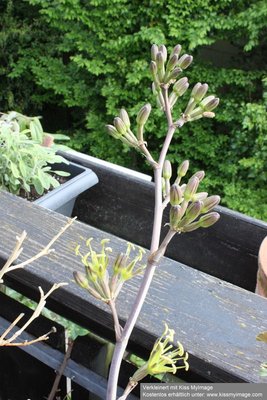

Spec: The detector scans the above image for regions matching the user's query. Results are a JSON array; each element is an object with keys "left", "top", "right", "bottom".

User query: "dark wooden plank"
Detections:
[
  {"left": 66, "top": 152, "right": 267, "bottom": 291},
  {"left": 0, "top": 190, "right": 267, "bottom": 384}
]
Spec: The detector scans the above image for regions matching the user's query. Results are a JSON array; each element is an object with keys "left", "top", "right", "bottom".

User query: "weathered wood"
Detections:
[
  {"left": 0, "top": 190, "right": 267, "bottom": 384},
  {"left": 66, "top": 152, "right": 267, "bottom": 292}
]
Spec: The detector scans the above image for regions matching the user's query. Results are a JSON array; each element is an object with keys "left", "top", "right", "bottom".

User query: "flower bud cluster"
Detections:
[
  {"left": 166, "top": 160, "right": 220, "bottom": 233},
  {"left": 150, "top": 43, "right": 192, "bottom": 110},
  {"left": 131, "top": 323, "right": 189, "bottom": 383},
  {"left": 106, "top": 106, "right": 151, "bottom": 154},
  {"left": 74, "top": 239, "right": 146, "bottom": 302},
  {"left": 184, "top": 82, "right": 220, "bottom": 121}
]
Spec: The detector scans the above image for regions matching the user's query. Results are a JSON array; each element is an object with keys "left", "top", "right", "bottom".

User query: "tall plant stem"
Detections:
[
  {"left": 109, "top": 299, "right": 122, "bottom": 341},
  {"left": 106, "top": 87, "right": 180, "bottom": 400},
  {"left": 106, "top": 167, "right": 163, "bottom": 400}
]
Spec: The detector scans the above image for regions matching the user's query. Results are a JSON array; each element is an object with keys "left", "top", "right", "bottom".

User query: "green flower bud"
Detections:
[
  {"left": 170, "top": 205, "right": 183, "bottom": 229},
  {"left": 156, "top": 51, "right": 165, "bottom": 81},
  {"left": 168, "top": 67, "right": 182, "bottom": 80},
  {"left": 156, "top": 51, "right": 165, "bottom": 68},
  {"left": 200, "top": 96, "right": 220, "bottom": 111},
  {"left": 159, "top": 44, "right": 167, "bottom": 62},
  {"left": 201, "top": 195, "right": 221, "bottom": 213},
  {"left": 192, "top": 192, "right": 208, "bottom": 201},
  {"left": 73, "top": 271, "right": 90, "bottom": 289},
  {"left": 106, "top": 124, "right": 121, "bottom": 139},
  {"left": 177, "top": 54, "right": 193, "bottom": 69},
  {"left": 150, "top": 61, "right": 158, "bottom": 83},
  {"left": 184, "top": 200, "right": 202, "bottom": 224},
  {"left": 151, "top": 44, "right": 159, "bottom": 61},
  {"left": 169, "top": 92, "right": 178, "bottom": 108},
  {"left": 136, "top": 103, "right": 151, "bottom": 126},
  {"left": 114, "top": 117, "right": 127, "bottom": 135},
  {"left": 191, "top": 82, "right": 201, "bottom": 97},
  {"left": 113, "top": 253, "right": 127, "bottom": 275},
  {"left": 173, "top": 77, "right": 189, "bottom": 96},
  {"left": 201, "top": 95, "right": 214, "bottom": 105},
  {"left": 177, "top": 160, "right": 189, "bottom": 178},
  {"left": 191, "top": 83, "right": 209, "bottom": 102},
  {"left": 119, "top": 109, "right": 131, "bottom": 129},
  {"left": 187, "top": 107, "right": 203, "bottom": 119},
  {"left": 183, "top": 221, "right": 201, "bottom": 232},
  {"left": 180, "top": 183, "right": 186, "bottom": 193},
  {"left": 166, "top": 54, "right": 178, "bottom": 71},
  {"left": 199, "top": 212, "right": 220, "bottom": 228},
  {"left": 170, "top": 44, "right": 182, "bottom": 59},
  {"left": 170, "top": 184, "right": 183, "bottom": 206},
  {"left": 184, "top": 176, "right": 199, "bottom": 201},
  {"left": 184, "top": 98, "right": 196, "bottom": 115},
  {"left": 163, "top": 160, "right": 172, "bottom": 180},
  {"left": 203, "top": 111, "right": 215, "bottom": 118},
  {"left": 192, "top": 170, "right": 205, "bottom": 182},
  {"left": 207, "top": 98, "right": 219, "bottom": 111}
]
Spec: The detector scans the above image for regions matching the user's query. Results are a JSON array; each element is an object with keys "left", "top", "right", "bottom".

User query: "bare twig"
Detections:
[
  {"left": 0, "top": 218, "right": 75, "bottom": 347},
  {"left": 0, "top": 217, "right": 76, "bottom": 279},
  {"left": 47, "top": 338, "right": 74, "bottom": 400},
  {"left": 0, "top": 283, "right": 67, "bottom": 346}
]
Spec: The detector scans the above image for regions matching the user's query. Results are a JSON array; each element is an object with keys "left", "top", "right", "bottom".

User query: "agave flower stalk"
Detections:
[{"left": 105, "top": 43, "right": 220, "bottom": 400}]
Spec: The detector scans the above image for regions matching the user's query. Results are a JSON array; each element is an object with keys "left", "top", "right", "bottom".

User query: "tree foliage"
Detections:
[{"left": 0, "top": 0, "right": 266, "bottom": 219}]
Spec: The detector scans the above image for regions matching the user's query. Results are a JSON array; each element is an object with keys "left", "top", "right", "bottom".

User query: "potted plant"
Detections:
[
  {"left": 256, "top": 236, "right": 267, "bottom": 297},
  {"left": 0, "top": 112, "right": 98, "bottom": 216}
]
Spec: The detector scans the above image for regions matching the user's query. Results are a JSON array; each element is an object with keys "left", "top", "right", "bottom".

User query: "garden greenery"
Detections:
[
  {"left": 0, "top": 0, "right": 266, "bottom": 219},
  {"left": 0, "top": 112, "right": 69, "bottom": 196}
]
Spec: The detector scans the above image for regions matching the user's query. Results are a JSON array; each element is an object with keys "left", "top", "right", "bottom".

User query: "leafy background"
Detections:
[{"left": 0, "top": 0, "right": 266, "bottom": 219}]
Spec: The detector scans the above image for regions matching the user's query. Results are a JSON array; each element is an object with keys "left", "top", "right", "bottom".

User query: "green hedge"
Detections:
[{"left": 1, "top": 0, "right": 266, "bottom": 219}]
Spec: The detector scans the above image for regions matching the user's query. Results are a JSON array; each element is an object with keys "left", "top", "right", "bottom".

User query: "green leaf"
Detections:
[
  {"left": 30, "top": 120, "right": 43, "bottom": 143},
  {"left": 23, "top": 182, "right": 31, "bottom": 192},
  {"left": 52, "top": 155, "right": 69, "bottom": 164},
  {"left": 50, "top": 133, "right": 70, "bottom": 141},
  {"left": 33, "top": 177, "right": 44, "bottom": 195},
  {"left": 52, "top": 170, "right": 70, "bottom": 177},
  {"left": 38, "top": 170, "right": 51, "bottom": 190},
  {"left": 48, "top": 175, "right": 60, "bottom": 189},
  {"left": 19, "top": 160, "right": 27, "bottom": 178},
  {"left": 10, "top": 162, "right": 20, "bottom": 178}
]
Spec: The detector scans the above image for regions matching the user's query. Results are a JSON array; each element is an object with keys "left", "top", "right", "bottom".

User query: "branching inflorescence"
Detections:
[{"left": 74, "top": 43, "right": 220, "bottom": 400}]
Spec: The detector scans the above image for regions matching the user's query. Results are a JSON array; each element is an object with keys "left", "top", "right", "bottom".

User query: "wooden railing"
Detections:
[{"left": 1, "top": 153, "right": 267, "bottom": 398}]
